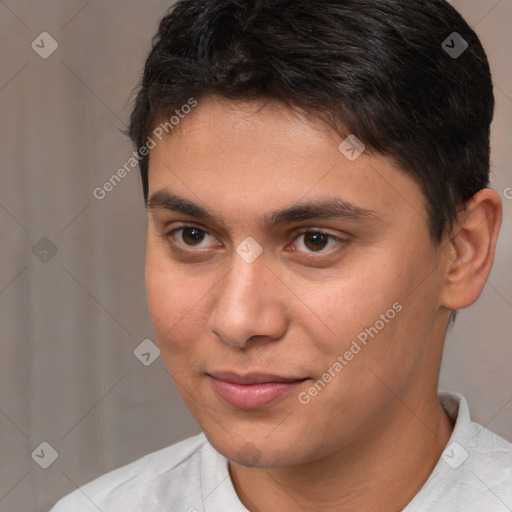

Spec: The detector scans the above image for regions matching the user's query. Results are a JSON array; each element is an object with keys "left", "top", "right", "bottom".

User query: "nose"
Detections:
[{"left": 207, "top": 249, "right": 288, "bottom": 349}]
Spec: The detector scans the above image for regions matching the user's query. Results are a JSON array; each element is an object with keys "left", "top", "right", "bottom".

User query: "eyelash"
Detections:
[{"left": 158, "top": 223, "right": 346, "bottom": 255}]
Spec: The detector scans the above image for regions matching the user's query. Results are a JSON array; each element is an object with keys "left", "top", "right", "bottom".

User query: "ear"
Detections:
[{"left": 441, "top": 188, "right": 502, "bottom": 310}]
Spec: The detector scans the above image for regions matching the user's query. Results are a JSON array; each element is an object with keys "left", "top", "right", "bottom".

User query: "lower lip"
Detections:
[{"left": 210, "top": 377, "right": 306, "bottom": 409}]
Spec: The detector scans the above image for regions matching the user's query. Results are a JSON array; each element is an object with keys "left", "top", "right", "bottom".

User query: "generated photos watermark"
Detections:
[
  {"left": 298, "top": 301, "right": 403, "bottom": 405},
  {"left": 93, "top": 98, "right": 198, "bottom": 200}
]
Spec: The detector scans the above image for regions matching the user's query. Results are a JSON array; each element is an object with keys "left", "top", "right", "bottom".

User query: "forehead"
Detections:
[{"left": 147, "top": 96, "right": 427, "bottom": 234}]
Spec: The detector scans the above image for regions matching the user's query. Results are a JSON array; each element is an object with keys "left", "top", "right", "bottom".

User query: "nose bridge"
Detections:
[
  {"left": 219, "top": 252, "right": 268, "bottom": 319},
  {"left": 208, "top": 249, "right": 285, "bottom": 347}
]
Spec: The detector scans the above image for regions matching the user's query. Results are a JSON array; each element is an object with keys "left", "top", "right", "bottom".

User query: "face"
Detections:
[{"left": 145, "top": 96, "right": 450, "bottom": 468}]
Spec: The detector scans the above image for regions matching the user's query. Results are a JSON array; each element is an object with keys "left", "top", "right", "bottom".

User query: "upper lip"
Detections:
[{"left": 208, "top": 371, "right": 308, "bottom": 385}]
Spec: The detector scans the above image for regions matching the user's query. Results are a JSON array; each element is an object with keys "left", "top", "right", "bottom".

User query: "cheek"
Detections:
[
  {"left": 145, "top": 251, "right": 211, "bottom": 352},
  {"left": 297, "top": 263, "right": 401, "bottom": 353},
  {"left": 298, "top": 245, "right": 436, "bottom": 388}
]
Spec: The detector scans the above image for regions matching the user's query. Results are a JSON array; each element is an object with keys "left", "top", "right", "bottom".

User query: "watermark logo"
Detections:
[
  {"left": 442, "top": 32, "right": 468, "bottom": 59},
  {"left": 339, "top": 134, "right": 366, "bottom": 161},
  {"left": 236, "top": 236, "right": 263, "bottom": 264},
  {"left": 442, "top": 441, "right": 468, "bottom": 469},
  {"left": 236, "top": 442, "right": 263, "bottom": 466},
  {"left": 31, "top": 32, "right": 59, "bottom": 59},
  {"left": 32, "top": 441, "right": 58, "bottom": 469},
  {"left": 32, "top": 237, "right": 58, "bottom": 263},
  {"left": 134, "top": 339, "right": 161, "bottom": 366}
]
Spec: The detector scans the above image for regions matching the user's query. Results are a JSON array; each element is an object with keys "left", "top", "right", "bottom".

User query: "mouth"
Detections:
[{"left": 208, "top": 371, "right": 309, "bottom": 409}]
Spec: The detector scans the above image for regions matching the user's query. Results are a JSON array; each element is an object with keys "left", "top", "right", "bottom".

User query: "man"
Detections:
[{"left": 51, "top": 0, "right": 511, "bottom": 510}]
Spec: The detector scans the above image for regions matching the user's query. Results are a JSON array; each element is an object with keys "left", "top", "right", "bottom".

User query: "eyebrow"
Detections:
[{"left": 147, "top": 190, "right": 381, "bottom": 228}]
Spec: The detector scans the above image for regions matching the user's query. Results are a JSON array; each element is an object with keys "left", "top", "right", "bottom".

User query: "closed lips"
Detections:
[{"left": 208, "top": 371, "right": 308, "bottom": 384}]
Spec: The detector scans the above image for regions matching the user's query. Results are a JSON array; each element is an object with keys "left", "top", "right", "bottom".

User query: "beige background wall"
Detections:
[{"left": 0, "top": 1, "right": 510, "bottom": 510}]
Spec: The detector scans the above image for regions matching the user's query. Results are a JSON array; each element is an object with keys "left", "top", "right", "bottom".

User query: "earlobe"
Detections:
[{"left": 441, "top": 189, "right": 502, "bottom": 310}]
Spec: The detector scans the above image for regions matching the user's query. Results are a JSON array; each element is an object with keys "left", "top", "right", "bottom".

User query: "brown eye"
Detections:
[
  {"left": 181, "top": 227, "right": 206, "bottom": 246},
  {"left": 291, "top": 230, "right": 341, "bottom": 253},
  {"left": 163, "top": 225, "right": 219, "bottom": 249},
  {"left": 303, "top": 232, "right": 329, "bottom": 252}
]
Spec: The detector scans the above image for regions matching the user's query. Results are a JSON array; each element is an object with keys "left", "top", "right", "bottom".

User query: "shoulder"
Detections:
[
  {"left": 407, "top": 392, "right": 512, "bottom": 511},
  {"left": 445, "top": 391, "right": 512, "bottom": 490},
  {"left": 50, "top": 432, "right": 209, "bottom": 511},
  {"left": 465, "top": 419, "right": 512, "bottom": 485},
  {"left": 445, "top": 391, "right": 512, "bottom": 477},
  {"left": 442, "top": 421, "right": 512, "bottom": 510}
]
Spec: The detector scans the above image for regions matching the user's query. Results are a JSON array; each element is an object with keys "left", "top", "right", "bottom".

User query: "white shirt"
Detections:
[{"left": 50, "top": 391, "right": 512, "bottom": 511}]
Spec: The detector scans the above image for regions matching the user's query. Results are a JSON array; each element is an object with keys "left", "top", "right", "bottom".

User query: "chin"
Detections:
[{"left": 202, "top": 422, "right": 319, "bottom": 469}]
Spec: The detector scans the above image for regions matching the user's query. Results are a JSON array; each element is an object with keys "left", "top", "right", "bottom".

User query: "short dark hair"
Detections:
[{"left": 128, "top": 0, "right": 494, "bottom": 242}]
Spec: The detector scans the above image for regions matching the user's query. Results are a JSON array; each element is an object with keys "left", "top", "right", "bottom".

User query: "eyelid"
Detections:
[
  {"left": 162, "top": 222, "right": 219, "bottom": 249},
  {"left": 161, "top": 222, "right": 349, "bottom": 256},
  {"left": 289, "top": 227, "right": 347, "bottom": 253},
  {"left": 292, "top": 226, "right": 345, "bottom": 239}
]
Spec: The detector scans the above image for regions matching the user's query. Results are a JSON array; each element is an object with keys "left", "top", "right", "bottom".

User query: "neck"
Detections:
[{"left": 229, "top": 391, "right": 454, "bottom": 512}]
